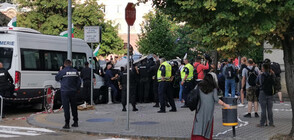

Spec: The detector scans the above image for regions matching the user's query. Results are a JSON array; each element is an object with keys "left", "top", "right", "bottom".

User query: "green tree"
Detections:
[
  {"left": 138, "top": 11, "right": 176, "bottom": 59},
  {"left": 17, "top": 0, "right": 124, "bottom": 56},
  {"left": 143, "top": 0, "right": 294, "bottom": 135},
  {"left": 138, "top": 11, "right": 197, "bottom": 60}
]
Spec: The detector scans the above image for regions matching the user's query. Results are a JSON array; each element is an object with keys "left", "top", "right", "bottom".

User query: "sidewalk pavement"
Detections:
[{"left": 27, "top": 100, "right": 292, "bottom": 140}]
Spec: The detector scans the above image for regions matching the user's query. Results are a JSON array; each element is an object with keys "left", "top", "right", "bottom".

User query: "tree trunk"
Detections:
[{"left": 282, "top": 30, "right": 294, "bottom": 136}]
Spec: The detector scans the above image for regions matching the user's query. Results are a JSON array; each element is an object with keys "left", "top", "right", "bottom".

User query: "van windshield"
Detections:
[{"left": 0, "top": 47, "right": 13, "bottom": 70}]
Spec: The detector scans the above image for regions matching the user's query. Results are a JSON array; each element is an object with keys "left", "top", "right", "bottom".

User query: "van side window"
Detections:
[
  {"left": 72, "top": 53, "right": 87, "bottom": 71},
  {"left": 21, "top": 49, "right": 41, "bottom": 70},
  {"left": 44, "top": 51, "right": 67, "bottom": 71}
]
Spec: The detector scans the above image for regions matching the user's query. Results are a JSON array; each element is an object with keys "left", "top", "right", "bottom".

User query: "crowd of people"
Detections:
[{"left": 0, "top": 54, "right": 284, "bottom": 137}]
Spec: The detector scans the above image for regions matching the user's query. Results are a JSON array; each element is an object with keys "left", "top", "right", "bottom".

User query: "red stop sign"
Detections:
[{"left": 125, "top": 3, "right": 136, "bottom": 26}]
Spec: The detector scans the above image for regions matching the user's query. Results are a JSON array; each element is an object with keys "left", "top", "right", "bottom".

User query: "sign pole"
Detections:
[
  {"left": 84, "top": 26, "right": 101, "bottom": 106},
  {"left": 126, "top": 25, "right": 130, "bottom": 130},
  {"left": 125, "top": 2, "right": 136, "bottom": 131},
  {"left": 91, "top": 42, "right": 94, "bottom": 106},
  {"left": 67, "top": 0, "right": 72, "bottom": 60}
]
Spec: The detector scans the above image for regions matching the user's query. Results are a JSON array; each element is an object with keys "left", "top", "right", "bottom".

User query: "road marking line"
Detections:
[
  {"left": 0, "top": 125, "right": 54, "bottom": 137},
  {"left": 0, "top": 134, "right": 20, "bottom": 138},
  {"left": 0, "top": 130, "right": 40, "bottom": 136},
  {"left": 214, "top": 117, "right": 248, "bottom": 137},
  {"left": 0, "top": 125, "right": 55, "bottom": 133}
]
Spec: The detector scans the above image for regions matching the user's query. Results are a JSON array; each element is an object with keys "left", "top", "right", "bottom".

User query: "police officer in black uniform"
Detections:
[
  {"left": 55, "top": 60, "right": 81, "bottom": 129},
  {"left": 120, "top": 63, "right": 138, "bottom": 112},
  {"left": 80, "top": 62, "right": 95, "bottom": 104},
  {"left": 0, "top": 62, "right": 13, "bottom": 95},
  {"left": 138, "top": 59, "right": 150, "bottom": 103},
  {"left": 150, "top": 60, "right": 160, "bottom": 107},
  {"left": 0, "top": 62, "right": 13, "bottom": 117}
]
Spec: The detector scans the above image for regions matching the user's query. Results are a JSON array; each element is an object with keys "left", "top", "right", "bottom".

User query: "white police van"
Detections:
[{"left": 0, "top": 27, "right": 104, "bottom": 108}]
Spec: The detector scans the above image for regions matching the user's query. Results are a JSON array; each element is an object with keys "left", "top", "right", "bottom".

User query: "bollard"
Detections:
[
  {"left": 0, "top": 95, "right": 3, "bottom": 121},
  {"left": 108, "top": 87, "right": 113, "bottom": 104},
  {"left": 222, "top": 97, "right": 238, "bottom": 137}
]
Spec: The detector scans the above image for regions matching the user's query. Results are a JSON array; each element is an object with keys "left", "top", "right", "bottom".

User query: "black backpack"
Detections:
[
  {"left": 271, "top": 62, "right": 281, "bottom": 76},
  {"left": 193, "top": 64, "right": 200, "bottom": 80},
  {"left": 186, "top": 86, "right": 201, "bottom": 112},
  {"left": 247, "top": 66, "right": 258, "bottom": 86},
  {"left": 225, "top": 66, "right": 236, "bottom": 79},
  {"left": 261, "top": 73, "right": 275, "bottom": 96}
]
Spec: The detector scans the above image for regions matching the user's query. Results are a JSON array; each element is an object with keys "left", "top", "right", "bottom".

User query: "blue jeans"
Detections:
[
  {"left": 107, "top": 84, "right": 118, "bottom": 101},
  {"left": 225, "top": 79, "right": 236, "bottom": 97},
  {"left": 179, "top": 81, "right": 183, "bottom": 101}
]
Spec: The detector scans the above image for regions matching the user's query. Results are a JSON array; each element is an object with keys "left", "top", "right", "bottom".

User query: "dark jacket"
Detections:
[
  {"left": 0, "top": 68, "right": 13, "bottom": 89},
  {"left": 80, "top": 67, "right": 95, "bottom": 82},
  {"left": 55, "top": 66, "right": 81, "bottom": 92}
]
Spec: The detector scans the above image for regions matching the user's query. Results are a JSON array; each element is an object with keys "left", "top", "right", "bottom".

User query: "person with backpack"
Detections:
[
  {"left": 181, "top": 58, "right": 194, "bottom": 108},
  {"left": 264, "top": 58, "right": 283, "bottom": 103},
  {"left": 191, "top": 72, "right": 230, "bottom": 140},
  {"left": 242, "top": 59, "right": 260, "bottom": 118},
  {"left": 222, "top": 58, "right": 238, "bottom": 97},
  {"left": 256, "top": 63, "right": 275, "bottom": 127},
  {"left": 193, "top": 56, "right": 210, "bottom": 83},
  {"left": 238, "top": 57, "right": 247, "bottom": 107}
]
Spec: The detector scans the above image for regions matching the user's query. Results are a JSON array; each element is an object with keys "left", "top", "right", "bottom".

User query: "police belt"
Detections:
[{"left": 157, "top": 78, "right": 171, "bottom": 82}]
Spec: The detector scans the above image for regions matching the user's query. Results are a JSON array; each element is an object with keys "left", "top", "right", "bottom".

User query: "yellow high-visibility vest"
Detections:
[
  {"left": 157, "top": 61, "right": 172, "bottom": 82},
  {"left": 181, "top": 63, "right": 194, "bottom": 81}
]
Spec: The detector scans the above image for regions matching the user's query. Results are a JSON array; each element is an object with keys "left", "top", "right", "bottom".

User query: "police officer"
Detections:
[
  {"left": 157, "top": 58, "right": 177, "bottom": 113},
  {"left": 120, "top": 63, "right": 138, "bottom": 112},
  {"left": 150, "top": 60, "right": 160, "bottom": 107},
  {"left": 181, "top": 58, "right": 194, "bottom": 108},
  {"left": 55, "top": 60, "right": 81, "bottom": 129},
  {"left": 138, "top": 59, "right": 150, "bottom": 103},
  {"left": 80, "top": 62, "right": 95, "bottom": 104},
  {"left": 0, "top": 62, "right": 13, "bottom": 118}
]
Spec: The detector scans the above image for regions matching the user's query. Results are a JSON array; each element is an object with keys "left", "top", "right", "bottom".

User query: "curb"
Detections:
[{"left": 27, "top": 114, "right": 190, "bottom": 140}]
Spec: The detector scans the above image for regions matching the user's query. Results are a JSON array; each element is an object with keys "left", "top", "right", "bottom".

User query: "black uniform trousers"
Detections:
[
  {"left": 139, "top": 77, "right": 150, "bottom": 102},
  {"left": 182, "top": 81, "right": 194, "bottom": 106},
  {"left": 61, "top": 91, "right": 78, "bottom": 124},
  {"left": 121, "top": 84, "right": 136, "bottom": 107},
  {"left": 153, "top": 79, "right": 159, "bottom": 104},
  {"left": 158, "top": 81, "right": 176, "bottom": 111},
  {"left": 82, "top": 81, "right": 91, "bottom": 104}
]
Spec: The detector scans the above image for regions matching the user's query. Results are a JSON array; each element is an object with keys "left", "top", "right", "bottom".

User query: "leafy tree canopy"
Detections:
[
  {"left": 138, "top": 11, "right": 197, "bottom": 60},
  {"left": 17, "top": 0, "right": 124, "bottom": 56},
  {"left": 139, "top": 0, "right": 294, "bottom": 58}
]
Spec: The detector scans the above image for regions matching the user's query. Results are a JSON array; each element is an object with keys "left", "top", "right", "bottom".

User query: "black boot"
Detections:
[
  {"left": 71, "top": 122, "right": 78, "bottom": 127},
  {"left": 63, "top": 123, "right": 70, "bottom": 129}
]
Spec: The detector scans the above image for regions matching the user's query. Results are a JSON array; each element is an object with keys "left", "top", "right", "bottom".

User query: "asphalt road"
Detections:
[{"left": 0, "top": 105, "right": 130, "bottom": 140}]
